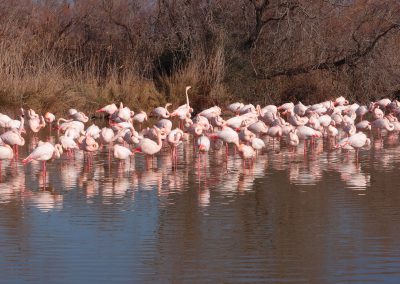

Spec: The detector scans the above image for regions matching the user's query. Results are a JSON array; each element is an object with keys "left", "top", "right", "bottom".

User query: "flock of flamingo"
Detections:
[{"left": 0, "top": 86, "right": 398, "bottom": 179}]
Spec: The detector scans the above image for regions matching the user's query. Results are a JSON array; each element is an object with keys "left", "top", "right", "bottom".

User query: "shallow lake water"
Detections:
[{"left": 1, "top": 130, "right": 400, "bottom": 283}]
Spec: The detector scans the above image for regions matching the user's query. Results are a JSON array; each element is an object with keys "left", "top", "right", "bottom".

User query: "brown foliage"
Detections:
[{"left": 0, "top": 0, "right": 400, "bottom": 114}]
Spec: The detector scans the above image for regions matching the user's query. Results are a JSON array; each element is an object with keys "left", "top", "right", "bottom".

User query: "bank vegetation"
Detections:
[{"left": 1, "top": 0, "right": 400, "bottom": 114}]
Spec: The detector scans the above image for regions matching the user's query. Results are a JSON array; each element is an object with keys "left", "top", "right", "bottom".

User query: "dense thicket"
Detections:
[{"left": 1, "top": 0, "right": 400, "bottom": 113}]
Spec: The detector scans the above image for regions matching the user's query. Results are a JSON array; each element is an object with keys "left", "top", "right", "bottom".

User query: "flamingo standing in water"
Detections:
[
  {"left": 196, "top": 135, "right": 210, "bottom": 170},
  {"left": 22, "top": 141, "right": 63, "bottom": 183},
  {"left": 100, "top": 127, "right": 115, "bottom": 147},
  {"left": 114, "top": 144, "right": 133, "bottom": 160},
  {"left": 44, "top": 112, "right": 56, "bottom": 135},
  {"left": 135, "top": 126, "right": 163, "bottom": 166},
  {"left": 210, "top": 126, "right": 239, "bottom": 159},
  {"left": 237, "top": 144, "right": 256, "bottom": 167},
  {"left": 0, "top": 143, "right": 13, "bottom": 175},
  {"left": 113, "top": 144, "right": 134, "bottom": 170},
  {"left": 0, "top": 130, "right": 25, "bottom": 156},
  {"left": 29, "top": 115, "right": 46, "bottom": 135},
  {"left": 287, "top": 129, "right": 299, "bottom": 152},
  {"left": 251, "top": 137, "right": 265, "bottom": 155},
  {"left": 337, "top": 132, "right": 370, "bottom": 161},
  {"left": 59, "top": 135, "right": 79, "bottom": 157},
  {"left": 78, "top": 135, "right": 99, "bottom": 166},
  {"left": 167, "top": 128, "right": 184, "bottom": 166},
  {"left": 296, "top": 125, "right": 322, "bottom": 154}
]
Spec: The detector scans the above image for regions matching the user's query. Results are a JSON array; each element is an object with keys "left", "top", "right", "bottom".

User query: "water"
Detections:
[{"left": 1, "top": 131, "right": 400, "bottom": 283}]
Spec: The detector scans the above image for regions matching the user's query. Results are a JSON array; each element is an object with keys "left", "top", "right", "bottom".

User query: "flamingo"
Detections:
[
  {"left": 267, "top": 122, "right": 282, "bottom": 148},
  {"left": 296, "top": 125, "right": 322, "bottom": 154},
  {"left": 135, "top": 126, "right": 163, "bottom": 164},
  {"left": 171, "top": 86, "right": 192, "bottom": 129},
  {"left": 96, "top": 103, "right": 118, "bottom": 115},
  {"left": 29, "top": 115, "right": 46, "bottom": 134},
  {"left": 113, "top": 144, "right": 133, "bottom": 161},
  {"left": 210, "top": 126, "right": 239, "bottom": 158},
  {"left": 327, "top": 124, "right": 339, "bottom": 144},
  {"left": 44, "top": 112, "right": 56, "bottom": 124},
  {"left": 0, "top": 130, "right": 25, "bottom": 156},
  {"left": 287, "top": 129, "right": 299, "bottom": 150},
  {"left": 133, "top": 111, "right": 148, "bottom": 130},
  {"left": 0, "top": 113, "right": 12, "bottom": 128},
  {"left": 228, "top": 102, "right": 244, "bottom": 115},
  {"left": 239, "top": 127, "right": 256, "bottom": 144},
  {"left": 237, "top": 144, "right": 256, "bottom": 167},
  {"left": 84, "top": 124, "right": 101, "bottom": 139},
  {"left": 59, "top": 135, "right": 79, "bottom": 157},
  {"left": 371, "top": 118, "right": 394, "bottom": 138},
  {"left": 0, "top": 143, "right": 13, "bottom": 173},
  {"left": 197, "top": 135, "right": 210, "bottom": 153},
  {"left": 356, "top": 121, "right": 372, "bottom": 132},
  {"left": 7, "top": 116, "right": 25, "bottom": 133},
  {"left": 78, "top": 135, "right": 99, "bottom": 165},
  {"left": 209, "top": 116, "right": 225, "bottom": 130},
  {"left": 239, "top": 104, "right": 257, "bottom": 115},
  {"left": 248, "top": 121, "right": 268, "bottom": 136},
  {"left": 251, "top": 137, "right": 266, "bottom": 155},
  {"left": 70, "top": 110, "right": 89, "bottom": 123},
  {"left": 337, "top": 132, "right": 370, "bottom": 160},
  {"left": 198, "top": 106, "right": 221, "bottom": 120},
  {"left": 22, "top": 141, "right": 63, "bottom": 180},
  {"left": 151, "top": 103, "right": 172, "bottom": 119},
  {"left": 100, "top": 127, "right": 115, "bottom": 146},
  {"left": 167, "top": 128, "right": 184, "bottom": 165},
  {"left": 294, "top": 102, "right": 308, "bottom": 116},
  {"left": 355, "top": 106, "right": 368, "bottom": 121},
  {"left": 155, "top": 119, "right": 173, "bottom": 134}
]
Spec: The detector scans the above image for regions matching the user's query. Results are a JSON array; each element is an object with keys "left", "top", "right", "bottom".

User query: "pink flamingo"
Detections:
[
  {"left": 287, "top": 129, "right": 299, "bottom": 151},
  {"left": 151, "top": 103, "right": 172, "bottom": 119},
  {"left": 0, "top": 113, "right": 12, "bottom": 129},
  {"left": 114, "top": 144, "right": 133, "bottom": 160},
  {"left": 22, "top": 141, "right": 63, "bottom": 183},
  {"left": 355, "top": 106, "right": 368, "bottom": 121},
  {"left": 96, "top": 103, "right": 118, "bottom": 115},
  {"left": 135, "top": 126, "right": 163, "bottom": 166},
  {"left": 114, "top": 144, "right": 134, "bottom": 169},
  {"left": 251, "top": 137, "right": 265, "bottom": 155},
  {"left": 59, "top": 135, "right": 78, "bottom": 157},
  {"left": 248, "top": 120, "right": 268, "bottom": 136},
  {"left": 337, "top": 132, "right": 370, "bottom": 161},
  {"left": 78, "top": 135, "right": 99, "bottom": 166},
  {"left": 0, "top": 143, "right": 13, "bottom": 175},
  {"left": 44, "top": 112, "right": 55, "bottom": 124},
  {"left": 237, "top": 144, "right": 256, "bottom": 167},
  {"left": 44, "top": 112, "right": 55, "bottom": 135},
  {"left": 167, "top": 128, "right": 184, "bottom": 166},
  {"left": 0, "top": 130, "right": 25, "bottom": 157},
  {"left": 133, "top": 111, "right": 148, "bottom": 130},
  {"left": 296, "top": 125, "right": 322, "bottom": 154},
  {"left": 228, "top": 102, "right": 244, "bottom": 115},
  {"left": 210, "top": 126, "right": 239, "bottom": 159},
  {"left": 29, "top": 115, "right": 46, "bottom": 134},
  {"left": 371, "top": 118, "right": 394, "bottom": 138},
  {"left": 100, "top": 127, "right": 115, "bottom": 146}
]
